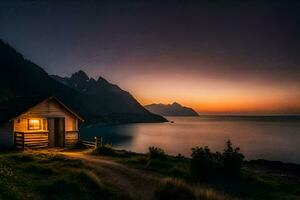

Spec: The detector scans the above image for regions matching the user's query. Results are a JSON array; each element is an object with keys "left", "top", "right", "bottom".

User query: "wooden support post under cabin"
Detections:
[
  {"left": 14, "top": 132, "right": 16, "bottom": 148},
  {"left": 22, "top": 133, "right": 25, "bottom": 150}
]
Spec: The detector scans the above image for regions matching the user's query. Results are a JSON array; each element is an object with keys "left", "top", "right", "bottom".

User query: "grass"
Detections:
[
  {"left": 155, "top": 178, "right": 236, "bottom": 200},
  {"left": 0, "top": 151, "right": 130, "bottom": 200},
  {"left": 93, "top": 148, "right": 191, "bottom": 178},
  {"left": 155, "top": 178, "right": 196, "bottom": 200},
  {"left": 195, "top": 187, "right": 233, "bottom": 200},
  {"left": 93, "top": 147, "right": 300, "bottom": 200},
  {"left": 1, "top": 148, "right": 299, "bottom": 200}
]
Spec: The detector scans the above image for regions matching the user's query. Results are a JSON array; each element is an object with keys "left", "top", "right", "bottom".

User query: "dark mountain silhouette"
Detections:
[
  {"left": 145, "top": 102, "right": 199, "bottom": 116},
  {"left": 51, "top": 71, "right": 167, "bottom": 120},
  {"left": 52, "top": 71, "right": 126, "bottom": 96},
  {"left": 0, "top": 40, "right": 166, "bottom": 124}
]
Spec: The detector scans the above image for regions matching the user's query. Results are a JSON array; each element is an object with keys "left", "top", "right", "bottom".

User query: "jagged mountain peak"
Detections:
[
  {"left": 171, "top": 102, "right": 181, "bottom": 107},
  {"left": 89, "top": 78, "right": 97, "bottom": 83},
  {"left": 51, "top": 69, "right": 167, "bottom": 122},
  {"left": 0, "top": 40, "right": 166, "bottom": 123},
  {"left": 70, "top": 70, "right": 90, "bottom": 82},
  {"left": 97, "top": 76, "right": 110, "bottom": 85},
  {"left": 54, "top": 70, "right": 122, "bottom": 94}
]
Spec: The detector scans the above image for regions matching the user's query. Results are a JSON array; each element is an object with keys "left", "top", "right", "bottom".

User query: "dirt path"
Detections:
[{"left": 60, "top": 151, "right": 162, "bottom": 200}]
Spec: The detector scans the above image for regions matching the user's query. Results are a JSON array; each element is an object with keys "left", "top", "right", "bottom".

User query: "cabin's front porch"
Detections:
[{"left": 14, "top": 131, "right": 79, "bottom": 150}]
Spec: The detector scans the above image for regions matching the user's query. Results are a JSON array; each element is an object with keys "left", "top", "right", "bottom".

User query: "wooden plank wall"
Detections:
[
  {"left": 14, "top": 131, "right": 78, "bottom": 149},
  {"left": 15, "top": 132, "right": 48, "bottom": 149},
  {"left": 12, "top": 98, "right": 80, "bottom": 149},
  {"left": 65, "top": 131, "right": 79, "bottom": 147},
  {"left": 14, "top": 99, "right": 78, "bottom": 133}
]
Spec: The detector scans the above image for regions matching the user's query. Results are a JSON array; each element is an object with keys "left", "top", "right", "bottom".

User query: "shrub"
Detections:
[
  {"left": 222, "top": 140, "right": 244, "bottom": 177},
  {"left": 190, "top": 146, "right": 221, "bottom": 180},
  {"left": 74, "top": 170, "right": 103, "bottom": 191},
  {"left": 176, "top": 153, "right": 185, "bottom": 159},
  {"left": 95, "top": 144, "right": 115, "bottom": 156},
  {"left": 148, "top": 146, "right": 167, "bottom": 160},
  {"left": 190, "top": 140, "right": 244, "bottom": 181},
  {"left": 155, "top": 178, "right": 196, "bottom": 200}
]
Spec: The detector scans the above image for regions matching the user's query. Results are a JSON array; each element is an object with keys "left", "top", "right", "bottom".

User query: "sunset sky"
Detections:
[{"left": 1, "top": 0, "right": 300, "bottom": 114}]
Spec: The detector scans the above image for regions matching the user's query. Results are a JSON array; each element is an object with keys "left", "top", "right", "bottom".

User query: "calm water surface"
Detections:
[{"left": 80, "top": 116, "right": 300, "bottom": 164}]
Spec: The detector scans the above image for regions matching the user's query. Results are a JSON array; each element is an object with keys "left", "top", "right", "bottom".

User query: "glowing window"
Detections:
[{"left": 28, "top": 119, "right": 41, "bottom": 130}]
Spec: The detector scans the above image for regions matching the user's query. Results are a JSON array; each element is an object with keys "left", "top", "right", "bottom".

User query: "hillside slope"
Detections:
[
  {"left": 145, "top": 102, "right": 199, "bottom": 116},
  {"left": 51, "top": 70, "right": 153, "bottom": 115},
  {"left": 0, "top": 40, "right": 166, "bottom": 124}
]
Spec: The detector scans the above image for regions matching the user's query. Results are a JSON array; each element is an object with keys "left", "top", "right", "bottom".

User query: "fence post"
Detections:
[{"left": 94, "top": 137, "right": 98, "bottom": 149}]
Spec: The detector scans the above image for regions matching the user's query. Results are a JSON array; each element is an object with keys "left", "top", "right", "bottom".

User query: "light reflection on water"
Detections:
[{"left": 80, "top": 116, "right": 300, "bottom": 164}]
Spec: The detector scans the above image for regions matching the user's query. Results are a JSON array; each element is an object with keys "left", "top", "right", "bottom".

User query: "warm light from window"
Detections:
[{"left": 28, "top": 119, "right": 41, "bottom": 130}]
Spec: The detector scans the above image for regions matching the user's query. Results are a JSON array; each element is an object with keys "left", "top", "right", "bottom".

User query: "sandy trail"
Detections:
[{"left": 59, "top": 151, "right": 161, "bottom": 200}]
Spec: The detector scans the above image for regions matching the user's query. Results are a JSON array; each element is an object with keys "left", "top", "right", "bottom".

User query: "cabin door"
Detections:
[{"left": 48, "top": 118, "right": 65, "bottom": 147}]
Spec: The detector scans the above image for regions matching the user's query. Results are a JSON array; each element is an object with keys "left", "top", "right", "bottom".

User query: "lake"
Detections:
[{"left": 80, "top": 116, "right": 300, "bottom": 164}]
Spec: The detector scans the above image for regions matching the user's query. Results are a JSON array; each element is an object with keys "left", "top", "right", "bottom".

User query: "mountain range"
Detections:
[
  {"left": 0, "top": 40, "right": 166, "bottom": 124},
  {"left": 145, "top": 102, "right": 199, "bottom": 116}
]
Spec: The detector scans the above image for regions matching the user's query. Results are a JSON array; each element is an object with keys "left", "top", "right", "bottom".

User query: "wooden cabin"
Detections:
[{"left": 0, "top": 96, "right": 83, "bottom": 149}]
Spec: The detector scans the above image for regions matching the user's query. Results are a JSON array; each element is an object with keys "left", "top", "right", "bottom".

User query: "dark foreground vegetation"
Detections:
[
  {"left": 94, "top": 141, "right": 300, "bottom": 200},
  {"left": 0, "top": 151, "right": 129, "bottom": 200},
  {"left": 1, "top": 141, "right": 300, "bottom": 200}
]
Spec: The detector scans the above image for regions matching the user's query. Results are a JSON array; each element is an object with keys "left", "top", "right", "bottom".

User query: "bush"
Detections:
[
  {"left": 95, "top": 144, "right": 115, "bottom": 156},
  {"left": 222, "top": 140, "right": 244, "bottom": 177},
  {"left": 155, "top": 178, "right": 196, "bottom": 200},
  {"left": 190, "top": 140, "right": 244, "bottom": 181},
  {"left": 190, "top": 146, "right": 221, "bottom": 180},
  {"left": 148, "top": 146, "right": 167, "bottom": 160}
]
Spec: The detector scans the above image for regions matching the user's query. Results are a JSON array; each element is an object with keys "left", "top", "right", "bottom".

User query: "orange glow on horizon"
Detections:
[
  {"left": 121, "top": 73, "right": 300, "bottom": 115},
  {"left": 139, "top": 97, "right": 300, "bottom": 115}
]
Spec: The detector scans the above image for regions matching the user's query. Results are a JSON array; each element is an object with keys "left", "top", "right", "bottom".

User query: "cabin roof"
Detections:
[{"left": 0, "top": 96, "right": 84, "bottom": 123}]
